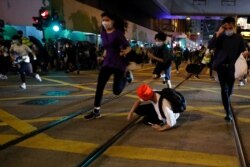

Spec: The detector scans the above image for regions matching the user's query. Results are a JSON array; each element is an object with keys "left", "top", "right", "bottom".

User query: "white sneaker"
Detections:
[
  {"left": 239, "top": 81, "right": 245, "bottom": 86},
  {"left": 1, "top": 75, "right": 8, "bottom": 79},
  {"left": 20, "top": 83, "right": 26, "bottom": 89},
  {"left": 244, "top": 78, "right": 247, "bottom": 84},
  {"left": 35, "top": 74, "right": 42, "bottom": 82},
  {"left": 160, "top": 74, "right": 166, "bottom": 78}
]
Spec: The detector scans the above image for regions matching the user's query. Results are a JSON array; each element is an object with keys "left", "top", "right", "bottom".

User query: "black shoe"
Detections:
[
  {"left": 84, "top": 110, "right": 101, "bottom": 120},
  {"left": 224, "top": 115, "right": 233, "bottom": 122},
  {"left": 162, "top": 78, "right": 166, "bottom": 84}
]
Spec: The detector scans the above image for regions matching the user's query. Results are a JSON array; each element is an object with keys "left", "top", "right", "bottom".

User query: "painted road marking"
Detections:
[
  {"left": 0, "top": 133, "right": 238, "bottom": 167},
  {"left": 0, "top": 104, "right": 249, "bottom": 127},
  {"left": 0, "top": 107, "right": 238, "bottom": 166}
]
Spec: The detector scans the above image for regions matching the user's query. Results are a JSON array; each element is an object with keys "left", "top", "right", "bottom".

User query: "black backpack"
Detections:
[{"left": 155, "top": 88, "right": 186, "bottom": 117}]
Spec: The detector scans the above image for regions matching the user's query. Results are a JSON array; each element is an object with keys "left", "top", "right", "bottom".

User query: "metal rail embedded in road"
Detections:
[{"left": 76, "top": 74, "right": 193, "bottom": 167}]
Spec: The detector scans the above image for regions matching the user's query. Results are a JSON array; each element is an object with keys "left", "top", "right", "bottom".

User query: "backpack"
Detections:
[{"left": 156, "top": 88, "right": 186, "bottom": 116}]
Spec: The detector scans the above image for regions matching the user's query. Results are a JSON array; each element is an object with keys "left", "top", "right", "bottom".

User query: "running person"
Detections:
[
  {"left": 10, "top": 35, "right": 42, "bottom": 89},
  {"left": 84, "top": 11, "right": 131, "bottom": 120}
]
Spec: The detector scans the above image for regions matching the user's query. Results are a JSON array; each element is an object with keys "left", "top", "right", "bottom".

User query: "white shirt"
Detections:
[
  {"left": 140, "top": 93, "right": 180, "bottom": 127},
  {"left": 153, "top": 93, "right": 180, "bottom": 127}
]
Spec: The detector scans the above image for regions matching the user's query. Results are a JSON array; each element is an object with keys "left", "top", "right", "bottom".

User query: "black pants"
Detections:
[
  {"left": 0, "top": 56, "right": 9, "bottom": 75},
  {"left": 217, "top": 65, "right": 235, "bottom": 116},
  {"left": 174, "top": 57, "right": 182, "bottom": 71},
  {"left": 20, "top": 62, "right": 36, "bottom": 82},
  {"left": 135, "top": 103, "right": 163, "bottom": 125},
  {"left": 94, "top": 66, "right": 127, "bottom": 107}
]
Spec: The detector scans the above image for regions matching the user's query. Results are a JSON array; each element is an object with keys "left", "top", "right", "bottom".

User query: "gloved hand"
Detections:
[{"left": 33, "top": 56, "right": 37, "bottom": 60}]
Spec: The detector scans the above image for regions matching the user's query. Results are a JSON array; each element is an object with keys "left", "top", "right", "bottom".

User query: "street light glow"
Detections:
[{"left": 53, "top": 25, "right": 60, "bottom": 32}]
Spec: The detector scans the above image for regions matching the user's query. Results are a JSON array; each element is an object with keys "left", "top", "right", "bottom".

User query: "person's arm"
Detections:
[
  {"left": 152, "top": 124, "right": 171, "bottom": 132},
  {"left": 102, "top": 49, "right": 107, "bottom": 58},
  {"left": 208, "top": 24, "right": 226, "bottom": 50},
  {"left": 127, "top": 100, "right": 141, "bottom": 121},
  {"left": 152, "top": 103, "right": 178, "bottom": 132},
  {"left": 147, "top": 51, "right": 164, "bottom": 63},
  {"left": 24, "top": 45, "right": 36, "bottom": 59},
  {"left": 118, "top": 31, "right": 132, "bottom": 57},
  {"left": 120, "top": 47, "right": 132, "bottom": 56}
]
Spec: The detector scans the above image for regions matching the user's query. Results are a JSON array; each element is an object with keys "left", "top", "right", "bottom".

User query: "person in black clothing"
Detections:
[
  {"left": 89, "top": 43, "right": 97, "bottom": 70},
  {"left": 147, "top": 32, "right": 172, "bottom": 88},
  {"left": 208, "top": 17, "right": 248, "bottom": 121}
]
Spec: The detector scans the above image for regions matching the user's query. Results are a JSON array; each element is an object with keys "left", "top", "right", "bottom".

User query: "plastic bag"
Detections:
[{"left": 235, "top": 54, "right": 248, "bottom": 79}]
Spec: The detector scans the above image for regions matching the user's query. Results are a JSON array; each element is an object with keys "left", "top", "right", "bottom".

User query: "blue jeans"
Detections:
[{"left": 164, "top": 66, "right": 171, "bottom": 80}]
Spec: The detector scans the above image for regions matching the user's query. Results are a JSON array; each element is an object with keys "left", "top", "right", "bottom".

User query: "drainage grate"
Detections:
[
  {"left": 22, "top": 99, "right": 59, "bottom": 105},
  {"left": 43, "top": 91, "right": 71, "bottom": 96}
]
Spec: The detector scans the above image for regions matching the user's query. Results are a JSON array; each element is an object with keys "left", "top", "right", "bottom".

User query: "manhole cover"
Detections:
[
  {"left": 22, "top": 99, "right": 59, "bottom": 105},
  {"left": 43, "top": 91, "right": 71, "bottom": 96}
]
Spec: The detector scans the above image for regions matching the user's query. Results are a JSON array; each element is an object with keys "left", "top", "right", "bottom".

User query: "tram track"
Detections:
[
  {"left": 76, "top": 74, "right": 193, "bottom": 167},
  {"left": 75, "top": 73, "right": 248, "bottom": 167},
  {"left": 0, "top": 77, "right": 155, "bottom": 151},
  {"left": 0, "top": 71, "right": 248, "bottom": 167}
]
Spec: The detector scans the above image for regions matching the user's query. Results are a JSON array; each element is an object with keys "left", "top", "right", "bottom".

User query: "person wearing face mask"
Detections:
[
  {"left": 208, "top": 16, "right": 248, "bottom": 121},
  {"left": 147, "top": 32, "right": 172, "bottom": 88},
  {"left": 10, "top": 35, "right": 42, "bottom": 89},
  {"left": 84, "top": 11, "right": 132, "bottom": 120}
]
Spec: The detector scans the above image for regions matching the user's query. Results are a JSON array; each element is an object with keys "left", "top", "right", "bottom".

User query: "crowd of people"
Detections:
[
  {"left": 1, "top": 14, "right": 250, "bottom": 128},
  {"left": 0, "top": 31, "right": 101, "bottom": 79}
]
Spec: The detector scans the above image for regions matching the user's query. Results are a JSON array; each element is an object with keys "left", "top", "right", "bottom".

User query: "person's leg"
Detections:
[
  {"left": 113, "top": 68, "right": 127, "bottom": 95},
  {"left": 152, "top": 64, "right": 162, "bottom": 79},
  {"left": 25, "top": 63, "right": 42, "bottom": 82},
  {"left": 164, "top": 65, "right": 172, "bottom": 88},
  {"left": 94, "top": 67, "right": 113, "bottom": 107},
  {"left": 195, "top": 64, "right": 205, "bottom": 79},
  {"left": 135, "top": 103, "right": 163, "bottom": 125},
  {"left": 19, "top": 63, "right": 27, "bottom": 89},
  {"left": 217, "top": 66, "right": 234, "bottom": 121},
  {"left": 85, "top": 67, "right": 112, "bottom": 120}
]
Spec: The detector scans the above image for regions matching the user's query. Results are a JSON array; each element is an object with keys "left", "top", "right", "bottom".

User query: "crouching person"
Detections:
[{"left": 127, "top": 84, "right": 182, "bottom": 132}]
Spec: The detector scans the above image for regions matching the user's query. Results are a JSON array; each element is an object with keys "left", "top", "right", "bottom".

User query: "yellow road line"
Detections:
[
  {"left": 42, "top": 77, "right": 98, "bottom": 92},
  {"left": 183, "top": 86, "right": 250, "bottom": 99},
  {"left": 1, "top": 104, "right": 249, "bottom": 127},
  {"left": 0, "top": 134, "right": 237, "bottom": 167},
  {"left": 0, "top": 109, "right": 37, "bottom": 134},
  {"left": 0, "top": 82, "right": 115, "bottom": 88},
  {"left": 106, "top": 146, "right": 237, "bottom": 167}
]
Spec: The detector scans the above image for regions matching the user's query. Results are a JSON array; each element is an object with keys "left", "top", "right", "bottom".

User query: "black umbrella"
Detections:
[{"left": 28, "top": 36, "right": 43, "bottom": 50}]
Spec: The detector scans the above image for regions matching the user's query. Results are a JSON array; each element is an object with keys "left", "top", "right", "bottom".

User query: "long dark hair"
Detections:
[{"left": 101, "top": 11, "right": 127, "bottom": 33}]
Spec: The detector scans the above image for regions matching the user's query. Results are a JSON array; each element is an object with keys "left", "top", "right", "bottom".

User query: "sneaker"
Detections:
[
  {"left": 35, "top": 74, "right": 42, "bottom": 82},
  {"left": 84, "top": 110, "right": 101, "bottom": 120},
  {"left": 209, "top": 76, "right": 215, "bottom": 80},
  {"left": 0, "top": 75, "right": 8, "bottom": 79},
  {"left": 126, "top": 71, "right": 134, "bottom": 83},
  {"left": 244, "top": 78, "right": 248, "bottom": 84},
  {"left": 239, "top": 81, "right": 245, "bottom": 86},
  {"left": 2, "top": 75, "right": 8, "bottom": 79},
  {"left": 20, "top": 83, "right": 26, "bottom": 89},
  {"left": 160, "top": 74, "right": 166, "bottom": 79},
  {"left": 194, "top": 75, "right": 200, "bottom": 79},
  {"left": 224, "top": 115, "right": 233, "bottom": 122},
  {"left": 162, "top": 78, "right": 166, "bottom": 84}
]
